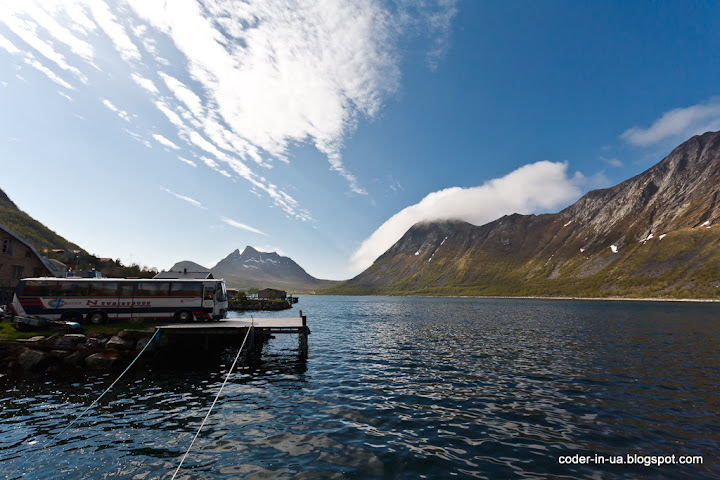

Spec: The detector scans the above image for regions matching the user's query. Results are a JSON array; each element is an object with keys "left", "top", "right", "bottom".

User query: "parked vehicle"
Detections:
[{"left": 10, "top": 278, "right": 228, "bottom": 324}]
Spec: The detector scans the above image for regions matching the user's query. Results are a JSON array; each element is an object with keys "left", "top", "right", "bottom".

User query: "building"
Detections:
[
  {"left": 257, "top": 288, "right": 287, "bottom": 300},
  {"left": 0, "top": 224, "right": 61, "bottom": 304},
  {"left": 154, "top": 268, "right": 214, "bottom": 280}
]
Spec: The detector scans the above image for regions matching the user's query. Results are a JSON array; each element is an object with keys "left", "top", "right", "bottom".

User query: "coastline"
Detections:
[{"left": 316, "top": 292, "right": 720, "bottom": 303}]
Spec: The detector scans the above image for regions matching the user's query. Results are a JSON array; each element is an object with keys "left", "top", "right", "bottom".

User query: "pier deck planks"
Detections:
[{"left": 157, "top": 317, "right": 306, "bottom": 335}]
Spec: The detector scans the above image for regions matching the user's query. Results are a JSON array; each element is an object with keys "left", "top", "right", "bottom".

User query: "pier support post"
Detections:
[{"left": 298, "top": 310, "right": 308, "bottom": 357}]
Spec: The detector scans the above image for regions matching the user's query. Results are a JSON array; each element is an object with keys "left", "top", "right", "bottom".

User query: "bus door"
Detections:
[{"left": 203, "top": 283, "right": 216, "bottom": 316}]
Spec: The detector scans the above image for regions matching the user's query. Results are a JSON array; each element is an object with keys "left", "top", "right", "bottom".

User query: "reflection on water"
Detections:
[{"left": 1, "top": 297, "right": 719, "bottom": 479}]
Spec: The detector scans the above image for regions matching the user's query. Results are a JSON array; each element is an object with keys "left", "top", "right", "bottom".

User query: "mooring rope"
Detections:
[
  {"left": 7, "top": 328, "right": 160, "bottom": 479},
  {"left": 171, "top": 320, "right": 254, "bottom": 479}
]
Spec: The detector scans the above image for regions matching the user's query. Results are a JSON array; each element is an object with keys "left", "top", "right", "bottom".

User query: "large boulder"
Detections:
[
  {"left": 25, "top": 336, "right": 48, "bottom": 343},
  {"left": 18, "top": 348, "right": 48, "bottom": 370},
  {"left": 105, "top": 336, "right": 135, "bottom": 351},
  {"left": 55, "top": 334, "right": 87, "bottom": 349},
  {"left": 85, "top": 353, "right": 119, "bottom": 370},
  {"left": 63, "top": 350, "right": 88, "bottom": 367}
]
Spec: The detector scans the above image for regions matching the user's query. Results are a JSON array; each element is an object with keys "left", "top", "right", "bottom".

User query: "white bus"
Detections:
[{"left": 11, "top": 278, "right": 228, "bottom": 324}]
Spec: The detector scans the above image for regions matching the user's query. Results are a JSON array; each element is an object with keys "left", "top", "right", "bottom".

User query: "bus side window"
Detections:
[
  {"left": 118, "top": 283, "right": 135, "bottom": 297},
  {"left": 89, "top": 282, "right": 119, "bottom": 297},
  {"left": 171, "top": 282, "right": 202, "bottom": 297},
  {"left": 138, "top": 282, "right": 170, "bottom": 296},
  {"left": 69, "top": 281, "right": 89, "bottom": 296}
]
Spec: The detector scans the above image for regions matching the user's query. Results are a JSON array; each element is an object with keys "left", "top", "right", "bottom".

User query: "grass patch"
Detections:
[{"left": 0, "top": 317, "right": 167, "bottom": 341}]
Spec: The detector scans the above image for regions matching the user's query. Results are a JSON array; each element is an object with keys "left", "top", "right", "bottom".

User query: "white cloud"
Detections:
[
  {"left": 178, "top": 156, "right": 197, "bottom": 167},
  {"left": 158, "top": 72, "right": 203, "bottom": 117},
  {"left": 0, "top": 8, "right": 88, "bottom": 83},
  {"left": 600, "top": 156, "right": 623, "bottom": 168},
  {"left": 200, "top": 155, "right": 219, "bottom": 169},
  {"left": 253, "top": 245, "right": 287, "bottom": 256},
  {"left": 0, "top": 0, "right": 456, "bottom": 221},
  {"left": 124, "top": 128, "right": 151, "bottom": 147},
  {"left": 152, "top": 133, "right": 180, "bottom": 150},
  {"left": 101, "top": 98, "right": 130, "bottom": 121},
  {"left": 0, "top": 33, "right": 21, "bottom": 54},
  {"left": 220, "top": 216, "right": 268, "bottom": 236},
  {"left": 83, "top": 0, "right": 141, "bottom": 62},
  {"left": 125, "top": 0, "right": 454, "bottom": 195},
  {"left": 621, "top": 99, "right": 720, "bottom": 147},
  {"left": 24, "top": 56, "right": 74, "bottom": 89},
  {"left": 350, "top": 161, "right": 584, "bottom": 272},
  {"left": 160, "top": 186, "right": 206, "bottom": 209},
  {"left": 131, "top": 72, "right": 159, "bottom": 94}
]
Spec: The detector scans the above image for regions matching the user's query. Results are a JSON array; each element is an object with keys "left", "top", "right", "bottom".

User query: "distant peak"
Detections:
[{"left": 243, "top": 246, "right": 258, "bottom": 254}]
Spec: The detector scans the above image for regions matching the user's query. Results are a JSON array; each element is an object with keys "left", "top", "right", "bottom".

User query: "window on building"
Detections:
[
  {"left": 25, "top": 248, "right": 32, "bottom": 258},
  {"left": 11, "top": 265, "right": 23, "bottom": 280},
  {"left": 2, "top": 239, "right": 14, "bottom": 255}
]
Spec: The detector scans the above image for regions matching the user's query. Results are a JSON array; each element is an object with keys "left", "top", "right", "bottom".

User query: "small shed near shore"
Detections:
[{"left": 257, "top": 288, "right": 287, "bottom": 300}]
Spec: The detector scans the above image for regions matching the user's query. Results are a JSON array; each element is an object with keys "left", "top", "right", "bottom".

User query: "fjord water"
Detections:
[{"left": 1, "top": 296, "right": 718, "bottom": 479}]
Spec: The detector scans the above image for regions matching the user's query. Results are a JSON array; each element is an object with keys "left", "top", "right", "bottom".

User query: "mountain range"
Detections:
[
  {"left": 4, "top": 131, "right": 720, "bottom": 298},
  {"left": 170, "top": 246, "right": 340, "bottom": 292},
  {"left": 330, "top": 131, "right": 720, "bottom": 298}
]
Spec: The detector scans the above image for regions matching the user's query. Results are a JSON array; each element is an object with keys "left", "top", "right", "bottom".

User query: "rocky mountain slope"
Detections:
[
  {"left": 332, "top": 131, "right": 720, "bottom": 298},
  {"left": 172, "top": 246, "right": 340, "bottom": 292}
]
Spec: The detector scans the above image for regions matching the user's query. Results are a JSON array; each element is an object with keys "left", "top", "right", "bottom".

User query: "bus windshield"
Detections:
[{"left": 216, "top": 281, "right": 227, "bottom": 302}]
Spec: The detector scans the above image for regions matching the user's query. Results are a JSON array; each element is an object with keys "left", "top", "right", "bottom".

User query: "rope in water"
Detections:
[
  {"left": 8, "top": 328, "right": 160, "bottom": 479},
  {"left": 171, "top": 320, "right": 254, "bottom": 479}
]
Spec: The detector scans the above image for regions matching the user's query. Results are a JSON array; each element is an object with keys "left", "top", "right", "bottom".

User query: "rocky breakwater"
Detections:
[{"left": 0, "top": 329, "right": 157, "bottom": 376}]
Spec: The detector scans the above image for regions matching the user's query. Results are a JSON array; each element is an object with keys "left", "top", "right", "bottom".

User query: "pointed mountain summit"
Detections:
[
  {"left": 209, "top": 246, "right": 340, "bottom": 292},
  {"left": 332, "top": 131, "right": 720, "bottom": 298}
]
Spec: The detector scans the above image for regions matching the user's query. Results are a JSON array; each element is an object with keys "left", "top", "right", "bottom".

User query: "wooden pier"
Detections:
[{"left": 155, "top": 310, "right": 309, "bottom": 357}]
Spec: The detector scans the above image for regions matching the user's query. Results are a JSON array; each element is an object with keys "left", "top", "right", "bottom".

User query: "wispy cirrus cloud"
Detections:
[
  {"left": 101, "top": 98, "right": 130, "bottom": 122},
  {"left": 160, "top": 186, "right": 206, "bottom": 210},
  {"left": 178, "top": 157, "right": 197, "bottom": 167},
  {"left": 0, "top": 0, "right": 457, "bottom": 221},
  {"left": 621, "top": 99, "right": 720, "bottom": 147},
  {"left": 220, "top": 217, "right": 268, "bottom": 236},
  {"left": 152, "top": 133, "right": 180, "bottom": 150},
  {"left": 351, "top": 161, "right": 585, "bottom": 272}
]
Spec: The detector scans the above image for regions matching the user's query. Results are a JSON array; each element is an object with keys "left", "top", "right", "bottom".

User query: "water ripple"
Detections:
[{"left": 1, "top": 297, "right": 719, "bottom": 479}]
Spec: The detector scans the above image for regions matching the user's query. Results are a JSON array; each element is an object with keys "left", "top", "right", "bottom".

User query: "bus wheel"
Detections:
[
  {"left": 174, "top": 310, "right": 193, "bottom": 323},
  {"left": 88, "top": 311, "right": 107, "bottom": 325}
]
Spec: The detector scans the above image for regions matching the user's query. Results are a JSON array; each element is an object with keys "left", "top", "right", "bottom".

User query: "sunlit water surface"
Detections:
[{"left": 1, "top": 296, "right": 719, "bottom": 479}]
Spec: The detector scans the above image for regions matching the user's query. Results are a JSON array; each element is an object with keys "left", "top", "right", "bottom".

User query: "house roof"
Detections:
[
  {"left": 0, "top": 223, "right": 61, "bottom": 277},
  {"left": 154, "top": 270, "right": 214, "bottom": 279}
]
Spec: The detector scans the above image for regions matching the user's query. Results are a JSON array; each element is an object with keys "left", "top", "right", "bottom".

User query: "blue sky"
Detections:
[{"left": 1, "top": 1, "right": 719, "bottom": 279}]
